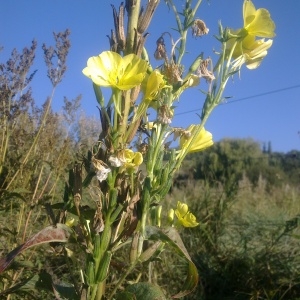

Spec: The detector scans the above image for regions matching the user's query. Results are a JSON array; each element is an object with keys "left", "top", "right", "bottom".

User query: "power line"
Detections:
[{"left": 176, "top": 84, "right": 300, "bottom": 116}]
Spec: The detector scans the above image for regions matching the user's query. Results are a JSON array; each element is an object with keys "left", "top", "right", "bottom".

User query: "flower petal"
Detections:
[
  {"left": 82, "top": 51, "right": 148, "bottom": 90},
  {"left": 243, "top": 0, "right": 275, "bottom": 38},
  {"left": 175, "top": 201, "right": 189, "bottom": 216},
  {"left": 144, "top": 70, "right": 165, "bottom": 100},
  {"left": 180, "top": 125, "right": 213, "bottom": 154}
]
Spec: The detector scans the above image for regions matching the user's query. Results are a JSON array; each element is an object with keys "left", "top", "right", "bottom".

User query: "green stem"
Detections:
[
  {"left": 177, "top": 30, "right": 187, "bottom": 65},
  {"left": 175, "top": 40, "right": 237, "bottom": 170},
  {"left": 147, "top": 124, "right": 167, "bottom": 180},
  {"left": 95, "top": 282, "right": 106, "bottom": 300},
  {"left": 168, "top": 0, "right": 203, "bottom": 65},
  {"left": 168, "top": 0, "right": 183, "bottom": 33}
]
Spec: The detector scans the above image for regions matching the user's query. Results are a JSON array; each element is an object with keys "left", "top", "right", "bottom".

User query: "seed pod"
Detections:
[
  {"left": 93, "top": 234, "right": 101, "bottom": 260},
  {"left": 100, "top": 226, "right": 112, "bottom": 253},
  {"left": 86, "top": 260, "right": 95, "bottom": 285},
  {"left": 130, "top": 232, "right": 139, "bottom": 263},
  {"left": 96, "top": 251, "right": 112, "bottom": 283},
  {"left": 109, "top": 188, "right": 118, "bottom": 210},
  {"left": 139, "top": 241, "right": 162, "bottom": 263},
  {"left": 189, "top": 53, "right": 203, "bottom": 74}
]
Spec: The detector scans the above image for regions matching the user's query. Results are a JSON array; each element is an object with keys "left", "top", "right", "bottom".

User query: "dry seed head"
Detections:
[
  {"left": 162, "top": 62, "right": 183, "bottom": 85},
  {"left": 173, "top": 127, "right": 186, "bottom": 141},
  {"left": 137, "top": 142, "right": 149, "bottom": 155},
  {"left": 158, "top": 105, "right": 173, "bottom": 124}
]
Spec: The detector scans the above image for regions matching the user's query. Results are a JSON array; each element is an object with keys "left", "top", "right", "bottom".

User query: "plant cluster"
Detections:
[{"left": 0, "top": 0, "right": 276, "bottom": 299}]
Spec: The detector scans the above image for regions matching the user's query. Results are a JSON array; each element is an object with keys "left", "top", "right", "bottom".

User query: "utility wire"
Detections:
[{"left": 176, "top": 84, "right": 300, "bottom": 116}]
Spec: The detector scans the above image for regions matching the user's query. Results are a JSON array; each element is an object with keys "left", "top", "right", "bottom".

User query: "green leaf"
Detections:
[
  {"left": 145, "top": 226, "right": 199, "bottom": 298},
  {"left": 0, "top": 269, "right": 79, "bottom": 299},
  {"left": 0, "top": 274, "right": 41, "bottom": 296},
  {"left": 117, "top": 282, "right": 166, "bottom": 300},
  {"left": 0, "top": 271, "right": 53, "bottom": 296},
  {"left": 53, "top": 282, "right": 79, "bottom": 300},
  {"left": 116, "top": 291, "right": 136, "bottom": 300}
]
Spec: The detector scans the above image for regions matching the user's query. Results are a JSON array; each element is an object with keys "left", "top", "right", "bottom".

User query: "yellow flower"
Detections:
[
  {"left": 232, "top": 35, "right": 273, "bottom": 69},
  {"left": 174, "top": 201, "right": 199, "bottom": 228},
  {"left": 180, "top": 125, "right": 213, "bottom": 154},
  {"left": 243, "top": 0, "right": 275, "bottom": 38},
  {"left": 123, "top": 149, "right": 143, "bottom": 169},
  {"left": 65, "top": 218, "right": 75, "bottom": 227},
  {"left": 143, "top": 70, "right": 166, "bottom": 100},
  {"left": 133, "top": 70, "right": 167, "bottom": 122},
  {"left": 167, "top": 208, "right": 175, "bottom": 224},
  {"left": 226, "top": 1, "right": 275, "bottom": 69},
  {"left": 176, "top": 202, "right": 189, "bottom": 216},
  {"left": 82, "top": 51, "right": 148, "bottom": 90}
]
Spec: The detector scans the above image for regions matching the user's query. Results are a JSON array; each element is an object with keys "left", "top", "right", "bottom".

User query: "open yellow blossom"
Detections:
[
  {"left": 174, "top": 201, "right": 199, "bottom": 228},
  {"left": 82, "top": 51, "right": 148, "bottom": 90},
  {"left": 232, "top": 35, "right": 273, "bottom": 69},
  {"left": 226, "top": 0, "right": 275, "bottom": 69},
  {"left": 180, "top": 125, "right": 213, "bottom": 154},
  {"left": 123, "top": 149, "right": 143, "bottom": 169},
  {"left": 243, "top": 0, "right": 275, "bottom": 38}
]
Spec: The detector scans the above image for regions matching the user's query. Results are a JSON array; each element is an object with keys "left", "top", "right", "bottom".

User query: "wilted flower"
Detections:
[
  {"left": 92, "top": 158, "right": 111, "bottom": 182},
  {"left": 192, "top": 19, "right": 209, "bottom": 37},
  {"left": 82, "top": 51, "right": 148, "bottom": 90},
  {"left": 108, "top": 155, "right": 124, "bottom": 167},
  {"left": 174, "top": 201, "right": 199, "bottom": 228},
  {"left": 179, "top": 125, "right": 213, "bottom": 154},
  {"left": 196, "top": 58, "right": 215, "bottom": 83},
  {"left": 154, "top": 36, "right": 167, "bottom": 60}
]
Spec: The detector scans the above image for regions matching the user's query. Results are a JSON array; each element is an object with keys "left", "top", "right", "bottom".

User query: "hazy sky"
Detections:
[{"left": 1, "top": 1, "right": 300, "bottom": 152}]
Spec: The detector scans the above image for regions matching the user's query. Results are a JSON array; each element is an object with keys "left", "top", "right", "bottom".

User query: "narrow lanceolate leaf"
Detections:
[
  {"left": 145, "top": 226, "right": 199, "bottom": 298},
  {"left": 0, "top": 224, "right": 72, "bottom": 273}
]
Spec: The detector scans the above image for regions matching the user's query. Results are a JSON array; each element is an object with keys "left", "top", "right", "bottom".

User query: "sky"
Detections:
[{"left": 1, "top": 0, "right": 300, "bottom": 153}]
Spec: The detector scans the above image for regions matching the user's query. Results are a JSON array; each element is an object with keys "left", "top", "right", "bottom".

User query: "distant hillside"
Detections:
[{"left": 179, "top": 138, "right": 300, "bottom": 194}]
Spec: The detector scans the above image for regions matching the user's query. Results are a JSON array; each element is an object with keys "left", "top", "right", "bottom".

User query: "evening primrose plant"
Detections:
[{"left": 0, "top": 0, "right": 275, "bottom": 299}]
